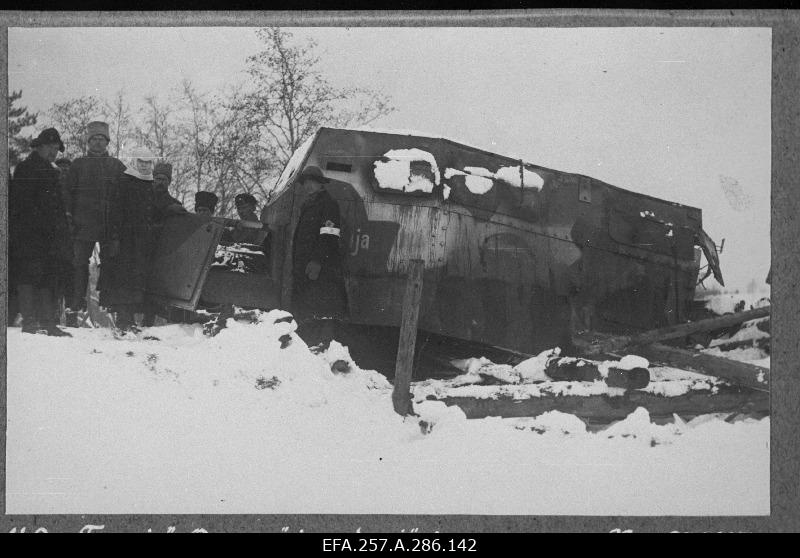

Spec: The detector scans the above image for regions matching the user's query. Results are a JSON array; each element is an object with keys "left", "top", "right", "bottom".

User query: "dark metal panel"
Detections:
[
  {"left": 697, "top": 227, "right": 725, "bottom": 286},
  {"left": 201, "top": 269, "right": 280, "bottom": 309},
  {"left": 147, "top": 214, "right": 224, "bottom": 310}
]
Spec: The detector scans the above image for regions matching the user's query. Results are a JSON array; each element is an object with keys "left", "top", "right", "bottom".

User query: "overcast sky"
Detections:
[{"left": 8, "top": 26, "right": 771, "bottom": 290}]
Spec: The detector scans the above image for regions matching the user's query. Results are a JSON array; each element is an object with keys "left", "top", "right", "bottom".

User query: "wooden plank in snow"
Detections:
[
  {"left": 429, "top": 386, "right": 768, "bottom": 424},
  {"left": 575, "top": 306, "right": 770, "bottom": 356},
  {"left": 633, "top": 343, "right": 769, "bottom": 392}
]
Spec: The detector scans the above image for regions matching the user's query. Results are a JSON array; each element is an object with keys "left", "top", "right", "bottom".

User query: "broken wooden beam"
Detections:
[
  {"left": 393, "top": 259, "right": 424, "bottom": 416},
  {"left": 575, "top": 306, "right": 770, "bottom": 356},
  {"left": 633, "top": 342, "right": 769, "bottom": 392},
  {"left": 429, "top": 385, "right": 768, "bottom": 424}
]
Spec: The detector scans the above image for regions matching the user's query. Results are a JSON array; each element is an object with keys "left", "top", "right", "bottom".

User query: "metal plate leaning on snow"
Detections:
[{"left": 147, "top": 214, "right": 226, "bottom": 310}]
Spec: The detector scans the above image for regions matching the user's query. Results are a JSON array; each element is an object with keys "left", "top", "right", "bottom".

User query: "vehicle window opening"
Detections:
[{"left": 326, "top": 161, "right": 353, "bottom": 173}]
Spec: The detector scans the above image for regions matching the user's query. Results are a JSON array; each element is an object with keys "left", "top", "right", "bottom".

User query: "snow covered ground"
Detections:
[{"left": 5, "top": 296, "right": 770, "bottom": 516}]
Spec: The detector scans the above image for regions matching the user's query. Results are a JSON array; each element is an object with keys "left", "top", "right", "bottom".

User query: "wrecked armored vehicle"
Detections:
[{"left": 146, "top": 127, "right": 724, "bottom": 356}]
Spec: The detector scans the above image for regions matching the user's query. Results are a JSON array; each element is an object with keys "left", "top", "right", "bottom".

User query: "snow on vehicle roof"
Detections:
[
  {"left": 444, "top": 168, "right": 495, "bottom": 195},
  {"left": 374, "top": 148, "right": 441, "bottom": 194},
  {"left": 494, "top": 166, "right": 544, "bottom": 189},
  {"left": 339, "top": 125, "right": 535, "bottom": 167},
  {"left": 328, "top": 126, "right": 705, "bottom": 211}
]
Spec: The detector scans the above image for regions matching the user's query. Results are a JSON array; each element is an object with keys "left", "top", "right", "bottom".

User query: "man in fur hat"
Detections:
[
  {"left": 63, "top": 120, "right": 126, "bottom": 327},
  {"left": 151, "top": 161, "right": 186, "bottom": 216},
  {"left": 141, "top": 161, "right": 186, "bottom": 327},
  {"left": 8, "top": 128, "right": 73, "bottom": 336},
  {"left": 230, "top": 192, "right": 263, "bottom": 245},
  {"left": 152, "top": 161, "right": 173, "bottom": 195},
  {"left": 194, "top": 190, "right": 219, "bottom": 216}
]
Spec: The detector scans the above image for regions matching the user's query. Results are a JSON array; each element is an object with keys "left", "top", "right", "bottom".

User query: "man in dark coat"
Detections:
[
  {"left": 219, "top": 192, "right": 267, "bottom": 246},
  {"left": 8, "top": 128, "right": 73, "bottom": 336},
  {"left": 55, "top": 157, "right": 72, "bottom": 205},
  {"left": 63, "top": 121, "right": 126, "bottom": 326},
  {"left": 204, "top": 192, "right": 269, "bottom": 336},
  {"left": 290, "top": 166, "right": 347, "bottom": 349},
  {"left": 99, "top": 151, "right": 187, "bottom": 332},
  {"left": 141, "top": 162, "right": 187, "bottom": 327}
]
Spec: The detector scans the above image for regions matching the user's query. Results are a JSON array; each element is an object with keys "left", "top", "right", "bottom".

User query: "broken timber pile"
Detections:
[
  {"left": 420, "top": 306, "right": 770, "bottom": 424},
  {"left": 574, "top": 306, "right": 769, "bottom": 355},
  {"left": 573, "top": 306, "right": 770, "bottom": 392}
]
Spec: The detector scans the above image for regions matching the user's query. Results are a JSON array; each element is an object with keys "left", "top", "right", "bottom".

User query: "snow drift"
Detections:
[{"left": 5, "top": 309, "right": 769, "bottom": 515}]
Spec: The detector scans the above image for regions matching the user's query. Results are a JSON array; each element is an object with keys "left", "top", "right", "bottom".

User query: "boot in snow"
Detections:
[
  {"left": 65, "top": 310, "right": 80, "bottom": 328},
  {"left": 43, "top": 324, "right": 73, "bottom": 338}
]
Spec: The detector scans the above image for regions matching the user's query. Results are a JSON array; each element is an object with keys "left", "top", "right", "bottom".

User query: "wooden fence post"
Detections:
[{"left": 393, "top": 259, "right": 424, "bottom": 416}]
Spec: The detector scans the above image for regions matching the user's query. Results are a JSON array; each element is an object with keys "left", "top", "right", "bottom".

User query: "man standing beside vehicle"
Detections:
[
  {"left": 218, "top": 192, "right": 266, "bottom": 246},
  {"left": 8, "top": 128, "right": 74, "bottom": 336},
  {"left": 290, "top": 166, "right": 347, "bottom": 351},
  {"left": 63, "top": 121, "right": 126, "bottom": 327}
]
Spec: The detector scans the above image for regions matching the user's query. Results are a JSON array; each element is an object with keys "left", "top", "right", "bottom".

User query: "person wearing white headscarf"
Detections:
[
  {"left": 98, "top": 148, "right": 184, "bottom": 333},
  {"left": 122, "top": 147, "right": 156, "bottom": 180}
]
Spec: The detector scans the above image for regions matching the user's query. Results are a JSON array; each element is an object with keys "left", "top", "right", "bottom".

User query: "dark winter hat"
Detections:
[
  {"left": 30, "top": 128, "right": 65, "bottom": 152},
  {"left": 153, "top": 162, "right": 173, "bottom": 181},
  {"left": 195, "top": 191, "right": 218, "bottom": 212},
  {"left": 234, "top": 193, "right": 257, "bottom": 207},
  {"left": 85, "top": 121, "right": 110, "bottom": 141},
  {"left": 55, "top": 157, "right": 72, "bottom": 168},
  {"left": 298, "top": 165, "right": 330, "bottom": 184}
]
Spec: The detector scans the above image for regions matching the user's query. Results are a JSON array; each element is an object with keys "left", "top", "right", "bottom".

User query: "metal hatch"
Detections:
[
  {"left": 147, "top": 214, "right": 225, "bottom": 309},
  {"left": 696, "top": 227, "right": 725, "bottom": 287}
]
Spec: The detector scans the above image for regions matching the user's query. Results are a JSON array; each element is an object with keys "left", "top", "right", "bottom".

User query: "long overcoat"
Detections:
[
  {"left": 97, "top": 173, "right": 183, "bottom": 308},
  {"left": 9, "top": 150, "right": 73, "bottom": 291},
  {"left": 291, "top": 188, "right": 348, "bottom": 321},
  {"left": 63, "top": 151, "right": 127, "bottom": 242}
]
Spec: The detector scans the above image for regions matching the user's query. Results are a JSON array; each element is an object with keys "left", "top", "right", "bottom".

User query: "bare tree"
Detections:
[
  {"left": 102, "top": 89, "right": 133, "bottom": 158},
  {"left": 47, "top": 96, "right": 105, "bottom": 158},
  {"left": 179, "top": 79, "right": 219, "bottom": 196},
  {"left": 37, "top": 31, "right": 390, "bottom": 214},
  {"left": 7, "top": 90, "right": 38, "bottom": 168},
  {"left": 175, "top": 81, "right": 276, "bottom": 216},
  {"left": 241, "top": 27, "right": 395, "bottom": 168},
  {"left": 210, "top": 88, "right": 279, "bottom": 213},
  {"left": 130, "top": 91, "right": 194, "bottom": 204},
  {"left": 135, "top": 95, "right": 177, "bottom": 159}
]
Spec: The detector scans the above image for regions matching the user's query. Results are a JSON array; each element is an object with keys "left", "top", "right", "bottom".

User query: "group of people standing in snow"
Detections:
[
  {"left": 8, "top": 121, "right": 261, "bottom": 336},
  {"left": 9, "top": 121, "right": 189, "bottom": 335},
  {"left": 9, "top": 121, "right": 347, "bottom": 348}
]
